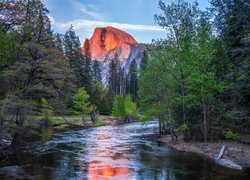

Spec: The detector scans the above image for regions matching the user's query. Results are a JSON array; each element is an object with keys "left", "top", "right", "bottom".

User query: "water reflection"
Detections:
[
  {"left": 0, "top": 121, "right": 249, "bottom": 179},
  {"left": 83, "top": 125, "right": 132, "bottom": 179}
]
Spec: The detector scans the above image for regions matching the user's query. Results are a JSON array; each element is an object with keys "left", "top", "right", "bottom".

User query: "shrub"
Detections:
[
  {"left": 94, "top": 119, "right": 104, "bottom": 127},
  {"left": 177, "top": 122, "right": 189, "bottom": 132},
  {"left": 112, "top": 95, "right": 125, "bottom": 117},
  {"left": 223, "top": 129, "right": 238, "bottom": 140},
  {"left": 124, "top": 95, "right": 138, "bottom": 119}
]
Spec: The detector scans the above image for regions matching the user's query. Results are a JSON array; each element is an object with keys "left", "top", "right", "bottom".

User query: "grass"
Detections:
[{"left": 49, "top": 115, "right": 112, "bottom": 126}]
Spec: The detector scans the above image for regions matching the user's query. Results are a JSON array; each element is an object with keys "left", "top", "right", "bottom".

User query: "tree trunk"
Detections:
[
  {"left": 180, "top": 71, "right": 186, "bottom": 124},
  {"left": 90, "top": 110, "right": 98, "bottom": 124},
  {"left": 159, "top": 121, "right": 162, "bottom": 135},
  {"left": 202, "top": 97, "right": 208, "bottom": 142},
  {"left": 168, "top": 107, "right": 177, "bottom": 142},
  {"left": 181, "top": 84, "right": 186, "bottom": 123},
  {"left": 0, "top": 117, "right": 3, "bottom": 134},
  {"left": 81, "top": 111, "right": 85, "bottom": 126}
]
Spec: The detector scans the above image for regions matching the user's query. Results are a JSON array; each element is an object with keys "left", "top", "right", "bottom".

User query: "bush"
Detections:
[
  {"left": 177, "top": 122, "right": 189, "bottom": 132},
  {"left": 112, "top": 95, "right": 125, "bottom": 117},
  {"left": 124, "top": 95, "right": 138, "bottom": 119},
  {"left": 223, "top": 129, "right": 238, "bottom": 140},
  {"left": 41, "top": 98, "right": 53, "bottom": 120},
  {"left": 94, "top": 119, "right": 104, "bottom": 127}
]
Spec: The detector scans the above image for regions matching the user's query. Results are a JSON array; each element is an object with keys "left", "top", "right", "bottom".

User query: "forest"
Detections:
[{"left": 0, "top": 0, "right": 249, "bottom": 159}]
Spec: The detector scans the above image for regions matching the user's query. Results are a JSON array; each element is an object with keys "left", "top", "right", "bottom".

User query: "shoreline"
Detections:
[
  {"left": 0, "top": 117, "right": 133, "bottom": 158},
  {"left": 157, "top": 135, "right": 250, "bottom": 171}
]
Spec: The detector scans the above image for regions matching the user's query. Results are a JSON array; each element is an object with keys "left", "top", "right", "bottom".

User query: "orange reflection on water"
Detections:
[
  {"left": 83, "top": 126, "right": 132, "bottom": 179},
  {"left": 88, "top": 163, "right": 129, "bottom": 180}
]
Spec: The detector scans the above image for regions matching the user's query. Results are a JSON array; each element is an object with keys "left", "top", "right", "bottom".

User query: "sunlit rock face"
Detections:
[
  {"left": 82, "top": 26, "right": 146, "bottom": 84},
  {"left": 82, "top": 26, "right": 138, "bottom": 63}
]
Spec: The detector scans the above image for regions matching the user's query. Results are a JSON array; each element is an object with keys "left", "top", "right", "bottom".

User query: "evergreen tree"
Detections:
[
  {"left": 92, "top": 60, "right": 102, "bottom": 84},
  {"left": 90, "top": 82, "right": 111, "bottom": 115},
  {"left": 0, "top": 0, "right": 67, "bottom": 130},
  {"left": 53, "top": 33, "right": 64, "bottom": 53},
  {"left": 129, "top": 60, "right": 138, "bottom": 102},
  {"left": 140, "top": 50, "right": 149, "bottom": 75},
  {"left": 64, "top": 26, "right": 84, "bottom": 88},
  {"left": 211, "top": 0, "right": 250, "bottom": 132},
  {"left": 82, "top": 39, "right": 92, "bottom": 94},
  {"left": 118, "top": 66, "right": 126, "bottom": 96},
  {"left": 108, "top": 59, "right": 116, "bottom": 94},
  {"left": 108, "top": 53, "right": 120, "bottom": 95}
]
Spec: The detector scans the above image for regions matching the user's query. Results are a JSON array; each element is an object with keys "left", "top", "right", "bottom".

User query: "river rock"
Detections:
[{"left": 216, "top": 158, "right": 243, "bottom": 170}]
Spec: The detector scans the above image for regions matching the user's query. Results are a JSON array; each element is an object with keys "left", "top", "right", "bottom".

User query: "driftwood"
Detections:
[
  {"left": 215, "top": 145, "right": 243, "bottom": 170},
  {"left": 217, "top": 145, "right": 226, "bottom": 160}
]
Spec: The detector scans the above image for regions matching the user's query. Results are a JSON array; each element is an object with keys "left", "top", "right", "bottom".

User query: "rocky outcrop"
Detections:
[
  {"left": 82, "top": 26, "right": 138, "bottom": 63},
  {"left": 82, "top": 26, "right": 146, "bottom": 84}
]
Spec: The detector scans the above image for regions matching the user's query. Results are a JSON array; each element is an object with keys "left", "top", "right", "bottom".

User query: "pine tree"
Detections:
[
  {"left": 140, "top": 50, "right": 149, "bottom": 75},
  {"left": 64, "top": 26, "right": 84, "bottom": 88},
  {"left": 53, "top": 33, "right": 64, "bottom": 53},
  {"left": 108, "top": 53, "right": 120, "bottom": 95},
  {"left": 211, "top": 0, "right": 250, "bottom": 132},
  {"left": 82, "top": 39, "right": 92, "bottom": 94},
  {"left": 118, "top": 67, "right": 126, "bottom": 96},
  {"left": 0, "top": 0, "right": 67, "bottom": 128},
  {"left": 92, "top": 60, "right": 102, "bottom": 84},
  {"left": 129, "top": 60, "right": 138, "bottom": 102},
  {"left": 114, "top": 53, "right": 121, "bottom": 95}
]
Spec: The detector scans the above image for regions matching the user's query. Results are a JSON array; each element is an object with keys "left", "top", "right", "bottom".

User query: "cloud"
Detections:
[
  {"left": 79, "top": 5, "right": 100, "bottom": 19},
  {"left": 69, "top": 0, "right": 103, "bottom": 20},
  {"left": 49, "top": 16, "right": 168, "bottom": 44},
  {"left": 52, "top": 19, "right": 166, "bottom": 32}
]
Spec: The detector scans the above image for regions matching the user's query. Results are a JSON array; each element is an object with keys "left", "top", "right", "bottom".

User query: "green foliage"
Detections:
[
  {"left": 73, "top": 88, "right": 90, "bottom": 115},
  {"left": 94, "top": 119, "right": 104, "bottom": 127},
  {"left": 223, "top": 129, "right": 238, "bottom": 140},
  {"left": 210, "top": 0, "right": 250, "bottom": 132},
  {"left": 0, "top": 0, "right": 68, "bottom": 130},
  {"left": 112, "top": 95, "right": 125, "bottom": 118},
  {"left": 108, "top": 53, "right": 126, "bottom": 95},
  {"left": 128, "top": 60, "right": 138, "bottom": 102},
  {"left": 140, "top": 50, "right": 149, "bottom": 75},
  {"left": 124, "top": 95, "right": 138, "bottom": 119},
  {"left": 177, "top": 122, "right": 189, "bottom": 132},
  {"left": 90, "top": 83, "right": 112, "bottom": 115},
  {"left": 41, "top": 98, "right": 53, "bottom": 120},
  {"left": 82, "top": 39, "right": 92, "bottom": 93},
  {"left": 64, "top": 26, "right": 84, "bottom": 89},
  {"left": 139, "top": 40, "right": 176, "bottom": 136},
  {"left": 111, "top": 94, "right": 138, "bottom": 119},
  {"left": 92, "top": 60, "right": 102, "bottom": 84}
]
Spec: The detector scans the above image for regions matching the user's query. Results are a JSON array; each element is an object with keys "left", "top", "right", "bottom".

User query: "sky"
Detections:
[{"left": 43, "top": 0, "right": 210, "bottom": 44}]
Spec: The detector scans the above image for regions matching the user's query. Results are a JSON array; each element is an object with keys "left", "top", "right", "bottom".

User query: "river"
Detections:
[{"left": 0, "top": 121, "right": 249, "bottom": 179}]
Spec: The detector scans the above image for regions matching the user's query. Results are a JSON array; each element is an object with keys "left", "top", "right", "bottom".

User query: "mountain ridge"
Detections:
[{"left": 82, "top": 26, "right": 146, "bottom": 84}]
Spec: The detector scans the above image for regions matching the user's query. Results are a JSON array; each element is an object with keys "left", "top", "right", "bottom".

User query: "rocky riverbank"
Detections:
[{"left": 158, "top": 135, "right": 250, "bottom": 170}]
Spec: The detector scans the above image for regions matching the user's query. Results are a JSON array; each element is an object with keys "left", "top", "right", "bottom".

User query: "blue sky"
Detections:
[{"left": 43, "top": 0, "right": 210, "bottom": 44}]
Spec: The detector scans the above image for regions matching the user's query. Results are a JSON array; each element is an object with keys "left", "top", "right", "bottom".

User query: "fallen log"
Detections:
[
  {"left": 217, "top": 145, "right": 226, "bottom": 160},
  {"left": 215, "top": 145, "right": 243, "bottom": 170}
]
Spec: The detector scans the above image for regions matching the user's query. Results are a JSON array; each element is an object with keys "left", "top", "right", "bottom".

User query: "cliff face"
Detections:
[
  {"left": 82, "top": 26, "right": 146, "bottom": 84},
  {"left": 82, "top": 26, "right": 140, "bottom": 63}
]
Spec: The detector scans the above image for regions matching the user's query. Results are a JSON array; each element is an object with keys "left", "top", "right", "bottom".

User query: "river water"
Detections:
[{"left": 0, "top": 121, "right": 249, "bottom": 179}]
